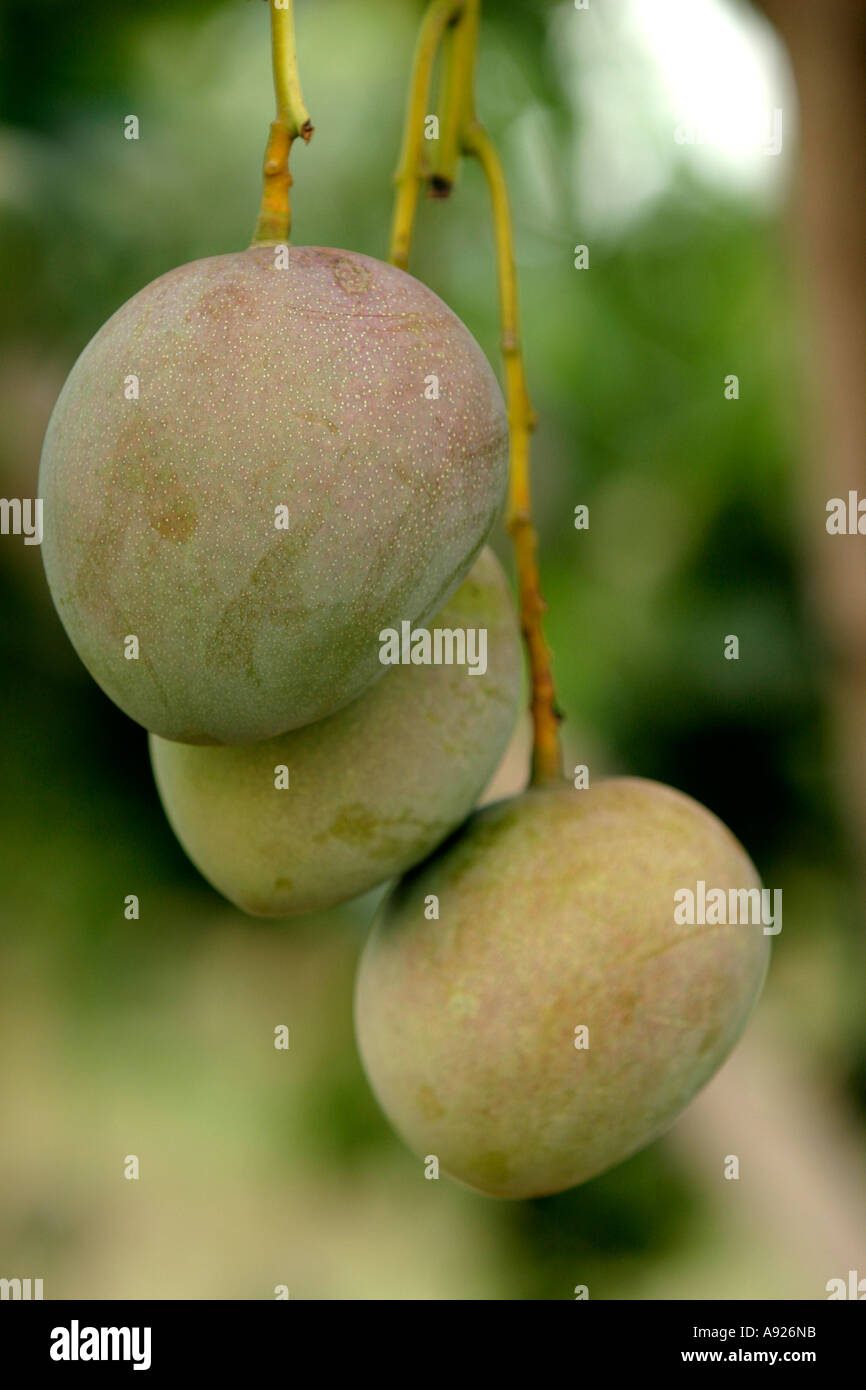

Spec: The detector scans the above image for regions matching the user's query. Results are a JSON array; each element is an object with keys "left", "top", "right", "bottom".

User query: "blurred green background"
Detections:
[{"left": 1, "top": 0, "right": 864, "bottom": 1299}]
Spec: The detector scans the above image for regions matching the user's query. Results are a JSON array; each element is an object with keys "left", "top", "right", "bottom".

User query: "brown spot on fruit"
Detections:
[
  {"left": 333, "top": 257, "right": 372, "bottom": 296},
  {"left": 151, "top": 501, "right": 197, "bottom": 543},
  {"left": 416, "top": 1086, "right": 445, "bottom": 1122}
]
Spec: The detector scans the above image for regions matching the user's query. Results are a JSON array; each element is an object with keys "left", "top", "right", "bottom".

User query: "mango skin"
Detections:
[
  {"left": 355, "top": 779, "right": 770, "bottom": 1199},
  {"left": 149, "top": 549, "right": 522, "bottom": 918},
  {"left": 39, "top": 246, "right": 507, "bottom": 744}
]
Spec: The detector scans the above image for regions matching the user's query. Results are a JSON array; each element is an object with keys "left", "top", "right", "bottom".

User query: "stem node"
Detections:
[{"left": 251, "top": 0, "right": 312, "bottom": 248}]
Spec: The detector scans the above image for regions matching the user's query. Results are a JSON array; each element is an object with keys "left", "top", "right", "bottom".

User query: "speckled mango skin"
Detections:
[
  {"left": 149, "top": 549, "right": 522, "bottom": 917},
  {"left": 39, "top": 246, "right": 508, "bottom": 744},
  {"left": 355, "top": 778, "right": 770, "bottom": 1199}
]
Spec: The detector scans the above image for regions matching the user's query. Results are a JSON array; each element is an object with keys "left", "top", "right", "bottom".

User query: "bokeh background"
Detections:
[{"left": 1, "top": 0, "right": 864, "bottom": 1299}]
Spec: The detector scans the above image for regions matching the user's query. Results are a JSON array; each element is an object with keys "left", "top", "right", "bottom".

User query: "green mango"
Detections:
[
  {"left": 40, "top": 246, "right": 507, "bottom": 744},
  {"left": 356, "top": 778, "right": 771, "bottom": 1198},
  {"left": 150, "top": 548, "right": 522, "bottom": 917}
]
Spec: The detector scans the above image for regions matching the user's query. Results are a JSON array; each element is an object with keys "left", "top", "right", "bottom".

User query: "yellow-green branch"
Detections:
[
  {"left": 463, "top": 122, "right": 562, "bottom": 785},
  {"left": 390, "top": 0, "right": 562, "bottom": 785},
  {"left": 431, "top": 0, "right": 480, "bottom": 195},
  {"left": 389, "top": 0, "right": 463, "bottom": 268},
  {"left": 252, "top": 0, "right": 314, "bottom": 247}
]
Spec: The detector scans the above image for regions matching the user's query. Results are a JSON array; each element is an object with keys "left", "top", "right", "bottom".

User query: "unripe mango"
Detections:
[
  {"left": 150, "top": 548, "right": 522, "bottom": 917},
  {"left": 40, "top": 246, "right": 507, "bottom": 744},
  {"left": 355, "top": 779, "right": 770, "bottom": 1199}
]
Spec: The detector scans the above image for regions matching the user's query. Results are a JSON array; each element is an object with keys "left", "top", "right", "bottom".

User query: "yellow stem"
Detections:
[
  {"left": 431, "top": 22, "right": 458, "bottom": 195},
  {"left": 390, "top": 0, "right": 562, "bottom": 783},
  {"left": 463, "top": 121, "right": 562, "bottom": 786},
  {"left": 271, "top": 0, "right": 312, "bottom": 136},
  {"left": 389, "top": 0, "right": 463, "bottom": 268},
  {"left": 431, "top": 0, "right": 480, "bottom": 195},
  {"left": 251, "top": 0, "right": 313, "bottom": 248}
]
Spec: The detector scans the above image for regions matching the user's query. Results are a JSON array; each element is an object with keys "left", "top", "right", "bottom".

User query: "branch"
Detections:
[
  {"left": 431, "top": 0, "right": 480, "bottom": 196},
  {"left": 389, "top": 0, "right": 463, "bottom": 268},
  {"left": 390, "top": 0, "right": 563, "bottom": 784},
  {"left": 271, "top": 0, "right": 313, "bottom": 138},
  {"left": 463, "top": 122, "right": 563, "bottom": 786}
]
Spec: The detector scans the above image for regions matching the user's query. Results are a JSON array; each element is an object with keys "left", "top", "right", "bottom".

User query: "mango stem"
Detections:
[
  {"left": 430, "top": 0, "right": 480, "bottom": 196},
  {"left": 251, "top": 0, "right": 314, "bottom": 248},
  {"left": 389, "top": 0, "right": 464, "bottom": 269},
  {"left": 390, "top": 0, "right": 563, "bottom": 786},
  {"left": 462, "top": 121, "right": 562, "bottom": 786}
]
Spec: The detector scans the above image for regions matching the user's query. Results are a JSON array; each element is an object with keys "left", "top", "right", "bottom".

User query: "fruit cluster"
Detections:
[
  {"left": 37, "top": 0, "right": 770, "bottom": 1200},
  {"left": 39, "top": 241, "right": 769, "bottom": 1199}
]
